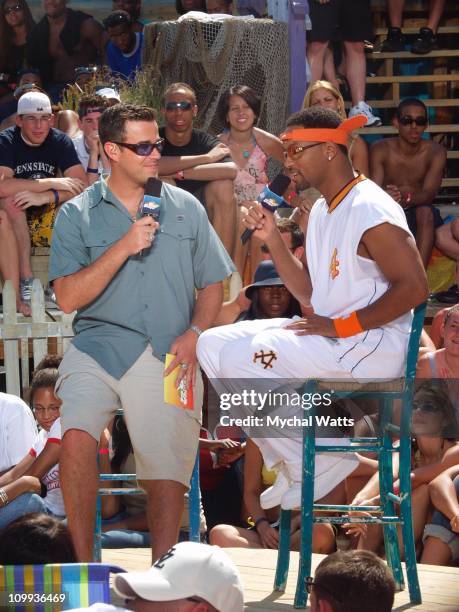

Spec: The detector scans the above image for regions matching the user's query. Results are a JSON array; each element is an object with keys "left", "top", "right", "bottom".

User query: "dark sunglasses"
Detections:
[
  {"left": 413, "top": 401, "right": 441, "bottom": 413},
  {"left": 4, "top": 4, "right": 23, "bottom": 15},
  {"left": 283, "top": 141, "right": 323, "bottom": 160},
  {"left": 112, "top": 138, "right": 165, "bottom": 156},
  {"left": 398, "top": 115, "right": 428, "bottom": 127},
  {"left": 165, "top": 101, "right": 193, "bottom": 111},
  {"left": 305, "top": 577, "right": 342, "bottom": 602}
]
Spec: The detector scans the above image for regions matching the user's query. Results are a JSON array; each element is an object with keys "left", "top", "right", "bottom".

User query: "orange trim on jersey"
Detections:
[
  {"left": 280, "top": 115, "right": 368, "bottom": 146},
  {"left": 328, "top": 174, "right": 367, "bottom": 214},
  {"left": 47, "top": 438, "right": 61, "bottom": 445}
]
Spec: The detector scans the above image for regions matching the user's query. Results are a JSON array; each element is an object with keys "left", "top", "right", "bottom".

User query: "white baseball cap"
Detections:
[
  {"left": 17, "top": 91, "right": 52, "bottom": 115},
  {"left": 114, "top": 542, "right": 244, "bottom": 612},
  {"left": 96, "top": 87, "right": 121, "bottom": 102}
]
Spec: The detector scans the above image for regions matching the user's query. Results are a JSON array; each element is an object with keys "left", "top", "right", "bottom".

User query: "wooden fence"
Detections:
[{"left": 0, "top": 280, "right": 74, "bottom": 397}]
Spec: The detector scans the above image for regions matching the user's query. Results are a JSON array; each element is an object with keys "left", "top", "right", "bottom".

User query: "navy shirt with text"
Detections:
[{"left": 0, "top": 126, "right": 80, "bottom": 179}]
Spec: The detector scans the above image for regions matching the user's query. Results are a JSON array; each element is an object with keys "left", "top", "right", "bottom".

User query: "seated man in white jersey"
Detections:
[{"left": 197, "top": 107, "right": 428, "bottom": 511}]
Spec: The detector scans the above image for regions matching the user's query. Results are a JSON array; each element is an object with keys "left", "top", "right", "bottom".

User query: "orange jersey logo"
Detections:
[{"left": 329, "top": 248, "right": 340, "bottom": 279}]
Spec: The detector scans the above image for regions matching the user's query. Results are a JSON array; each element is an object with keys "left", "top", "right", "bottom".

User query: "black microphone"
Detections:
[
  {"left": 140, "top": 177, "right": 162, "bottom": 256},
  {"left": 241, "top": 173, "right": 291, "bottom": 245}
]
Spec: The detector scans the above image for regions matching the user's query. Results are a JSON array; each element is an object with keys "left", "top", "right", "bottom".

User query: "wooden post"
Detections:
[
  {"left": 288, "top": 0, "right": 308, "bottom": 113},
  {"left": 3, "top": 281, "right": 20, "bottom": 397}
]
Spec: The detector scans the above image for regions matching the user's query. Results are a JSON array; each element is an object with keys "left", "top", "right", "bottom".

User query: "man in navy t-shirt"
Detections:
[
  {"left": 104, "top": 10, "right": 143, "bottom": 80},
  {"left": 0, "top": 91, "right": 87, "bottom": 312}
]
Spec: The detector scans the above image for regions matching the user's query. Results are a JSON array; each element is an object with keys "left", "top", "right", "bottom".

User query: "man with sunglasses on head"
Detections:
[
  {"left": 0, "top": 90, "right": 87, "bottom": 313},
  {"left": 371, "top": 97, "right": 447, "bottom": 270},
  {"left": 49, "top": 103, "right": 234, "bottom": 562},
  {"left": 158, "top": 82, "right": 238, "bottom": 263}
]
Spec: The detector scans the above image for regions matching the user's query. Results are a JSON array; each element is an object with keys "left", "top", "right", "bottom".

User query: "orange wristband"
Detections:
[{"left": 333, "top": 311, "right": 364, "bottom": 338}]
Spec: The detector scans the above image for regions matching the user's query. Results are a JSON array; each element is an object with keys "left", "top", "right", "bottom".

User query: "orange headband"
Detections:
[{"left": 280, "top": 115, "right": 368, "bottom": 146}]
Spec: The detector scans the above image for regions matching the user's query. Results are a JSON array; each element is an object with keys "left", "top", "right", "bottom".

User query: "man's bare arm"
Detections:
[
  {"left": 356, "top": 223, "right": 428, "bottom": 329},
  {"left": 369, "top": 141, "right": 386, "bottom": 187},
  {"left": 0, "top": 166, "right": 86, "bottom": 199},
  {"left": 407, "top": 144, "right": 446, "bottom": 207},
  {"left": 158, "top": 143, "right": 232, "bottom": 176},
  {"left": 245, "top": 204, "right": 311, "bottom": 305},
  {"left": 180, "top": 161, "right": 237, "bottom": 181},
  {"left": 54, "top": 217, "right": 157, "bottom": 313}
]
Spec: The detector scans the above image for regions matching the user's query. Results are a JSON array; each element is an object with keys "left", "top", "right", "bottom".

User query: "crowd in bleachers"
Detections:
[{"left": 0, "top": 1, "right": 458, "bottom": 610}]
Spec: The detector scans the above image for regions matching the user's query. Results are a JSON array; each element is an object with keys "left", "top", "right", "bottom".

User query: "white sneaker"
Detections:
[
  {"left": 260, "top": 469, "right": 290, "bottom": 510},
  {"left": 349, "top": 101, "right": 382, "bottom": 127}
]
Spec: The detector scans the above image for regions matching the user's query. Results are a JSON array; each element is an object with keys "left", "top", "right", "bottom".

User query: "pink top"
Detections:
[{"left": 234, "top": 142, "right": 269, "bottom": 205}]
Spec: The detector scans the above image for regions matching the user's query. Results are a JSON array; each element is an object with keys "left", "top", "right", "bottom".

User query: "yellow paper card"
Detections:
[{"left": 164, "top": 353, "right": 194, "bottom": 410}]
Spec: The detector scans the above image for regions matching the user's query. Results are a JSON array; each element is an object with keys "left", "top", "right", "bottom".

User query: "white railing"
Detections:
[{"left": 0, "top": 280, "right": 74, "bottom": 397}]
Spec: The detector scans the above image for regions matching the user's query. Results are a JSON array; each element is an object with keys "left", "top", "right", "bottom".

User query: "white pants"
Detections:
[{"left": 197, "top": 319, "right": 363, "bottom": 499}]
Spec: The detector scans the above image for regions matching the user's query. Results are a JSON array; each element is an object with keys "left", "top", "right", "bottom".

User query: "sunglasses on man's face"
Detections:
[
  {"left": 398, "top": 115, "right": 428, "bottom": 127},
  {"left": 112, "top": 138, "right": 165, "bottom": 156},
  {"left": 165, "top": 101, "right": 193, "bottom": 112},
  {"left": 4, "top": 4, "right": 23, "bottom": 15}
]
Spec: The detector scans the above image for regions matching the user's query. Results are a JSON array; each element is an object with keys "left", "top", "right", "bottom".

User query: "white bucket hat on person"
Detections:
[
  {"left": 114, "top": 541, "right": 244, "bottom": 612},
  {"left": 17, "top": 91, "right": 52, "bottom": 115}
]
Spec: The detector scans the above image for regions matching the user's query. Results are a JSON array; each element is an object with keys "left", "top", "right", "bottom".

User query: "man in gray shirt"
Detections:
[{"left": 49, "top": 103, "right": 234, "bottom": 561}]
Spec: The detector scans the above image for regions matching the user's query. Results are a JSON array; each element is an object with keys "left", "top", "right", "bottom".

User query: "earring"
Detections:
[{"left": 328, "top": 156, "right": 332, "bottom": 161}]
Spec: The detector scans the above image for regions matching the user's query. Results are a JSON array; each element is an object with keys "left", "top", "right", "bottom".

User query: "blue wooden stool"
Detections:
[
  {"left": 274, "top": 303, "right": 426, "bottom": 608},
  {"left": 94, "top": 453, "right": 201, "bottom": 561}
]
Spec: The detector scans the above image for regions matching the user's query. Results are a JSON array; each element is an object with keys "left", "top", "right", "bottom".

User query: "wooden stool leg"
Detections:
[
  {"left": 189, "top": 453, "right": 201, "bottom": 542},
  {"left": 399, "top": 399, "right": 422, "bottom": 604},
  {"left": 94, "top": 495, "right": 102, "bottom": 562},
  {"left": 274, "top": 510, "right": 292, "bottom": 592},
  {"left": 379, "top": 397, "right": 404, "bottom": 591},
  {"left": 294, "top": 403, "right": 316, "bottom": 609}
]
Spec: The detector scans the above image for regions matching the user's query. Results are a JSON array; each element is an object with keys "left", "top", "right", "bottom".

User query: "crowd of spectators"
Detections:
[{"left": 0, "top": 1, "right": 457, "bottom": 611}]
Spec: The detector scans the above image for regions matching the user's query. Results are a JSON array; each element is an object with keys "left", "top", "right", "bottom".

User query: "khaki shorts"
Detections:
[{"left": 55, "top": 344, "right": 202, "bottom": 487}]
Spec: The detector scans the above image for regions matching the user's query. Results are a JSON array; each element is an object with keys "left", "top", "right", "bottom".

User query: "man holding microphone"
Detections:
[{"left": 49, "top": 104, "right": 234, "bottom": 561}]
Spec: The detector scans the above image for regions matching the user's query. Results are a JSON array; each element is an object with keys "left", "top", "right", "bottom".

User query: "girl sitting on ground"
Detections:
[{"left": 0, "top": 355, "right": 64, "bottom": 530}]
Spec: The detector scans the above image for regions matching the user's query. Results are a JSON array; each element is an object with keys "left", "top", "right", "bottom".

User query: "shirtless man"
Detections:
[
  {"left": 27, "top": 0, "right": 107, "bottom": 96},
  {"left": 371, "top": 98, "right": 446, "bottom": 268}
]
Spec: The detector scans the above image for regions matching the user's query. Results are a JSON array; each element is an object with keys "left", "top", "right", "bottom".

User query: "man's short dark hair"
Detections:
[
  {"left": 78, "top": 94, "right": 109, "bottom": 118},
  {"left": 104, "top": 10, "right": 132, "bottom": 29},
  {"left": 313, "top": 550, "right": 395, "bottom": 612},
  {"left": 277, "top": 218, "right": 304, "bottom": 250},
  {"left": 286, "top": 107, "right": 347, "bottom": 155},
  {"left": 397, "top": 98, "right": 427, "bottom": 119},
  {"left": 99, "top": 104, "right": 157, "bottom": 145},
  {"left": 162, "top": 82, "right": 197, "bottom": 106}
]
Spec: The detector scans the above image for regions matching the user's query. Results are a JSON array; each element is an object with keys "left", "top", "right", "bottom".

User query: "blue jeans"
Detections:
[{"left": 0, "top": 493, "right": 46, "bottom": 530}]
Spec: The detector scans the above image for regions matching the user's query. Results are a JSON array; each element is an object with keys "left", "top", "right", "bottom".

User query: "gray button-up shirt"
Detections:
[{"left": 49, "top": 179, "right": 235, "bottom": 379}]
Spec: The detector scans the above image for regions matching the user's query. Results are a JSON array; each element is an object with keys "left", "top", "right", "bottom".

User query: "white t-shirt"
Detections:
[
  {"left": 0, "top": 392, "right": 37, "bottom": 472},
  {"left": 29, "top": 418, "right": 65, "bottom": 516}
]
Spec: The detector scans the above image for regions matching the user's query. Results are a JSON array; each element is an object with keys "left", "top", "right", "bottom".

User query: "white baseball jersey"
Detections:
[{"left": 306, "top": 175, "right": 413, "bottom": 378}]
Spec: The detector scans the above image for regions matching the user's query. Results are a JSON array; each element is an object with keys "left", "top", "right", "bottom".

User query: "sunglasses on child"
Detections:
[
  {"left": 165, "top": 101, "right": 193, "bottom": 111},
  {"left": 112, "top": 138, "right": 165, "bottom": 156},
  {"left": 398, "top": 115, "right": 428, "bottom": 127}
]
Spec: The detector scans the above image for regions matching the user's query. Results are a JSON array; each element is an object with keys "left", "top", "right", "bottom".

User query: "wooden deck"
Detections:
[{"left": 103, "top": 548, "right": 459, "bottom": 611}]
